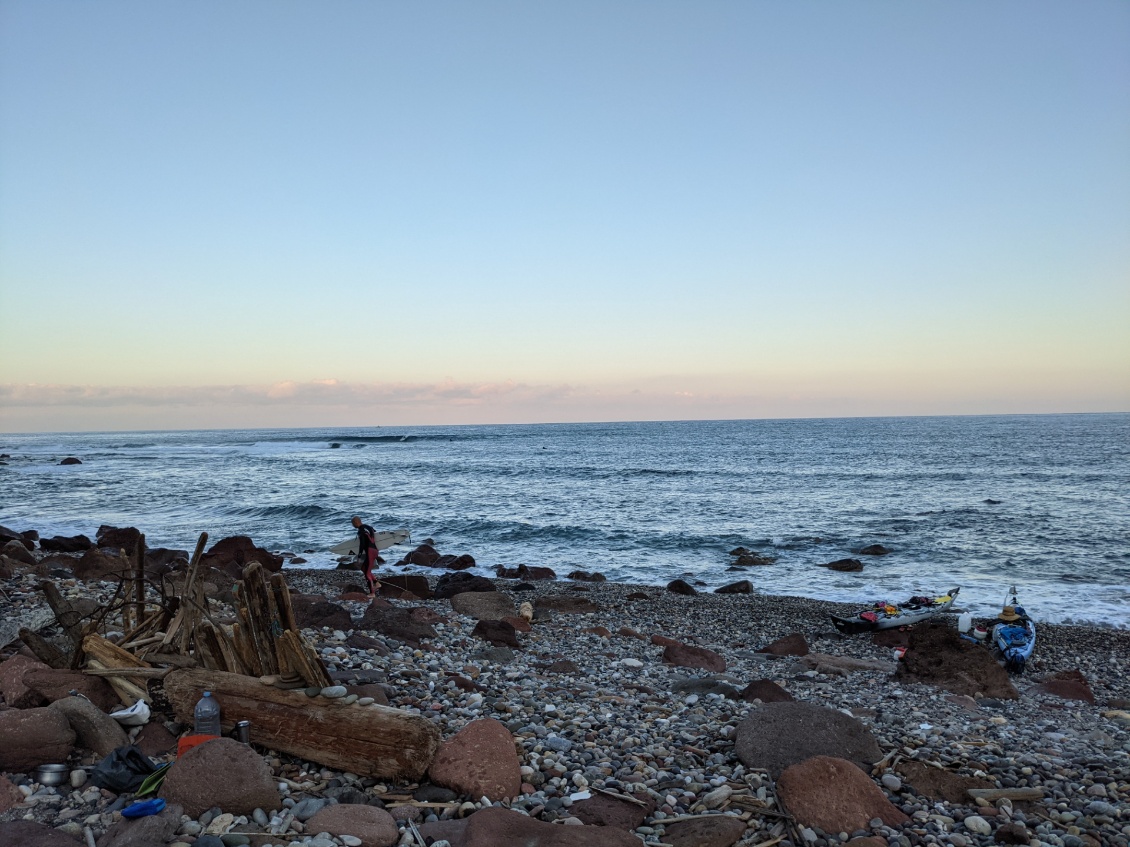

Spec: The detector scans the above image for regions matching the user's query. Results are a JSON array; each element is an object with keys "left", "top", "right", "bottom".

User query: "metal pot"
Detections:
[{"left": 34, "top": 764, "right": 69, "bottom": 786}]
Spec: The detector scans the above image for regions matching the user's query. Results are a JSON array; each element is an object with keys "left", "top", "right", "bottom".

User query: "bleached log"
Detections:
[{"left": 163, "top": 669, "right": 440, "bottom": 781}]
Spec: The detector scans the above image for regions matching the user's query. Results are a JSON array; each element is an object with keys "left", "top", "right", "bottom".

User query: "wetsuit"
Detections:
[{"left": 356, "top": 523, "right": 382, "bottom": 595}]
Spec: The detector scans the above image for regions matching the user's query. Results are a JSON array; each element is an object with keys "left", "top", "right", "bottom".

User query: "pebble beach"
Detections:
[{"left": 1, "top": 550, "right": 1129, "bottom": 847}]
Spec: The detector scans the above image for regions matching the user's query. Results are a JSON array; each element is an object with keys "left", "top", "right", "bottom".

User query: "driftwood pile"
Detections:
[
  {"left": 20, "top": 530, "right": 441, "bottom": 780},
  {"left": 25, "top": 531, "right": 331, "bottom": 706}
]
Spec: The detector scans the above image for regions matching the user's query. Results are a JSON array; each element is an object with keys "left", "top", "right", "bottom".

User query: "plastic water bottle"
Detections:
[{"left": 193, "top": 691, "right": 221, "bottom": 736}]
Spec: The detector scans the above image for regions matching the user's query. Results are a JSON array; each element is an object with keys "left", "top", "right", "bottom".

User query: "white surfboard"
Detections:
[{"left": 330, "top": 528, "right": 411, "bottom": 556}]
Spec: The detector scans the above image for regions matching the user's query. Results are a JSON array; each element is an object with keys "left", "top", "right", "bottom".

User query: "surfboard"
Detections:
[{"left": 330, "top": 528, "right": 411, "bottom": 556}]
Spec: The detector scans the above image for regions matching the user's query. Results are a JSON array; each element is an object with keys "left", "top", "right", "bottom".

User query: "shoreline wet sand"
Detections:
[{"left": 1, "top": 553, "right": 1128, "bottom": 847}]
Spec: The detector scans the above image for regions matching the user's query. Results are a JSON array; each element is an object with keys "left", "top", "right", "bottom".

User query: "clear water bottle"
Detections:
[{"left": 193, "top": 691, "right": 221, "bottom": 736}]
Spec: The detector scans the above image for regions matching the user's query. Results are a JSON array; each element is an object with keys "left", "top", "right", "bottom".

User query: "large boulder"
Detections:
[
  {"left": 777, "top": 756, "right": 909, "bottom": 832},
  {"left": 433, "top": 571, "right": 497, "bottom": 600},
  {"left": 535, "top": 595, "right": 600, "bottom": 614},
  {"left": 471, "top": 620, "right": 521, "bottom": 648},
  {"left": 95, "top": 801, "right": 183, "bottom": 847},
  {"left": 95, "top": 525, "right": 142, "bottom": 552},
  {"left": 822, "top": 557, "right": 864, "bottom": 572},
  {"left": 894, "top": 621, "right": 1018, "bottom": 699},
  {"left": 1, "top": 655, "right": 52, "bottom": 708},
  {"left": 662, "top": 816, "right": 748, "bottom": 847},
  {"left": 427, "top": 806, "right": 642, "bottom": 846},
  {"left": 378, "top": 574, "right": 432, "bottom": 599},
  {"left": 451, "top": 591, "right": 516, "bottom": 621},
  {"left": 757, "top": 633, "right": 809, "bottom": 656},
  {"left": 199, "top": 535, "right": 283, "bottom": 577},
  {"left": 734, "top": 701, "right": 881, "bottom": 778},
  {"left": 40, "top": 534, "right": 94, "bottom": 553},
  {"left": 71, "top": 546, "right": 132, "bottom": 581},
  {"left": 291, "top": 595, "right": 354, "bottom": 630},
  {"left": 667, "top": 579, "right": 697, "bottom": 596},
  {"left": 304, "top": 804, "right": 399, "bottom": 847},
  {"left": 23, "top": 668, "right": 119, "bottom": 711},
  {"left": 714, "top": 580, "right": 753, "bottom": 594},
  {"left": 0, "top": 821, "right": 84, "bottom": 846},
  {"left": 48, "top": 696, "right": 130, "bottom": 757},
  {"left": 1035, "top": 669, "right": 1095, "bottom": 703},
  {"left": 434, "top": 553, "right": 476, "bottom": 570},
  {"left": 399, "top": 544, "right": 441, "bottom": 567},
  {"left": 2, "top": 539, "right": 36, "bottom": 565},
  {"left": 736, "top": 679, "right": 795, "bottom": 703},
  {"left": 357, "top": 605, "right": 436, "bottom": 646},
  {"left": 0, "top": 706, "right": 76, "bottom": 771},
  {"left": 160, "top": 737, "right": 280, "bottom": 817},
  {"left": 428, "top": 718, "right": 521, "bottom": 802},
  {"left": 662, "top": 642, "right": 726, "bottom": 673},
  {"left": 570, "top": 791, "right": 656, "bottom": 830}
]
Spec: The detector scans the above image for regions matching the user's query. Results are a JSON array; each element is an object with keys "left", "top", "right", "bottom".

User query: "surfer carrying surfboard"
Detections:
[{"left": 351, "top": 516, "right": 384, "bottom": 597}]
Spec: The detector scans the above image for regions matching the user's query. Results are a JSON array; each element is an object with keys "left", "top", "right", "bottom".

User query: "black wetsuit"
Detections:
[{"left": 357, "top": 523, "right": 380, "bottom": 594}]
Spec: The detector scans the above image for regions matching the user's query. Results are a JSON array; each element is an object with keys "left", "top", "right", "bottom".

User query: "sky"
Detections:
[{"left": 1, "top": 1, "right": 1127, "bottom": 433}]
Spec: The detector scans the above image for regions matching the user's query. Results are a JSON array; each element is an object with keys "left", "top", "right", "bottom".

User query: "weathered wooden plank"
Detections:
[{"left": 163, "top": 669, "right": 440, "bottom": 782}]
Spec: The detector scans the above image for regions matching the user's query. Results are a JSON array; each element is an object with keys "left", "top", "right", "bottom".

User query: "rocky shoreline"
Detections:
[{"left": 1, "top": 536, "right": 1128, "bottom": 847}]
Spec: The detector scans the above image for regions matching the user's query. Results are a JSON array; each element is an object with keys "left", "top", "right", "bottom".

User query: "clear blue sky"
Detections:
[{"left": 1, "top": 1, "right": 1127, "bottom": 431}]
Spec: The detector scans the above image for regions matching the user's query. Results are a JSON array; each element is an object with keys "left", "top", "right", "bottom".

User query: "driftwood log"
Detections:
[{"left": 163, "top": 669, "right": 441, "bottom": 781}]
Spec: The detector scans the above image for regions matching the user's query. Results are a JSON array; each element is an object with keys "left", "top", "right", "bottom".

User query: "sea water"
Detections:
[{"left": 1, "top": 414, "right": 1127, "bottom": 627}]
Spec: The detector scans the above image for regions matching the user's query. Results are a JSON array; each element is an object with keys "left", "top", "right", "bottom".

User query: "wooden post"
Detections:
[{"left": 133, "top": 533, "right": 146, "bottom": 634}]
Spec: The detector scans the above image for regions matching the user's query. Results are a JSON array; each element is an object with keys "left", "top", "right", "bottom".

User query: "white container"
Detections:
[{"left": 958, "top": 611, "right": 972, "bottom": 633}]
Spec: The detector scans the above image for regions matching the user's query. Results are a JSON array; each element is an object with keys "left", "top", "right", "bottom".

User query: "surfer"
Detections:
[{"left": 351, "top": 516, "right": 384, "bottom": 597}]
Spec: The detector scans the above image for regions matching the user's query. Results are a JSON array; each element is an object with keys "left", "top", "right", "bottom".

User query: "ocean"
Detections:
[{"left": 1, "top": 414, "right": 1127, "bottom": 627}]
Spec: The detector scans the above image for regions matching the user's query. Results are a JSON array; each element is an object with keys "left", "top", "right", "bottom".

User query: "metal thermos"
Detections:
[{"left": 233, "top": 720, "right": 251, "bottom": 744}]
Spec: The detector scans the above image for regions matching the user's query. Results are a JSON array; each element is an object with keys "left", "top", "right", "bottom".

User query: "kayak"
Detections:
[
  {"left": 991, "top": 588, "right": 1036, "bottom": 674},
  {"left": 831, "top": 587, "right": 960, "bottom": 635}
]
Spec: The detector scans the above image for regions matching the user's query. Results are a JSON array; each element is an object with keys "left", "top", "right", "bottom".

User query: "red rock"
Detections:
[
  {"left": 24, "top": 668, "right": 120, "bottom": 711},
  {"left": 94, "top": 801, "right": 183, "bottom": 847},
  {"left": 734, "top": 701, "right": 881, "bottom": 778},
  {"left": 778, "top": 755, "right": 910, "bottom": 833},
  {"left": 48, "top": 696, "right": 129, "bottom": 757},
  {"left": 662, "top": 815, "right": 748, "bottom": 847},
  {"left": 451, "top": 592, "right": 515, "bottom": 620},
  {"left": 0, "top": 654, "right": 51, "bottom": 708},
  {"left": 757, "top": 633, "right": 809, "bottom": 656},
  {"left": 0, "top": 820, "right": 84, "bottom": 846},
  {"left": 894, "top": 622, "right": 1018, "bottom": 699},
  {"left": 134, "top": 721, "right": 178, "bottom": 757},
  {"left": 535, "top": 596, "right": 600, "bottom": 613},
  {"left": 714, "top": 580, "right": 753, "bottom": 594},
  {"left": 70, "top": 547, "right": 131, "bottom": 581},
  {"left": 199, "top": 535, "right": 283, "bottom": 576},
  {"left": 571, "top": 792, "right": 656, "bottom": 830},
  {"left": 2, "top": 539, "right": 35, "bottom": 565},
  {"left": 0, "top": 775, "right": 24, "bottom": 814},
  {"left": 619, "top": 627, "right": 647, "bottom": 640},
  {"left": 461, "top": 807, "right": 640, "bottom": 846},
  {"left": 428, "top": 718, "right": 521, "bottom": 801},
  {"left": 400, "top": 544, "right": 441, "bottom": 567},
  {"left": 737, "top": 679, "right": 795, "bottom": 703},
  {"left": 502, "top": 615, "right": 532, "bottom": 632},
  {"left": 305, "top": 803, "right": 399, "bottom": 847},
  {"left": 1036, "top": 669, "right": 1095, "bottom": 704},
  {"left": 583, "top": 626, "right": 612, "bottom": 637},
  {"left": 378, "top": 574, "right": 432, "bottom": 598},
  {"left": 667, "top": 579, "right": 697, "bottom": 595},
  {"left": 650, "top": 634, "right": 681, "bottom": 648},
  {"left": 0, "top": 706, "right": 76, "bottom": 771},
  {"left": 471, "top": 619, "right": 520, "bottom": 648},
  {"left": 160, "top": 737, "right": 280, "bottom": 817},
  {"left": 662, "top": 643, "right": 726, "bottom": 673}
]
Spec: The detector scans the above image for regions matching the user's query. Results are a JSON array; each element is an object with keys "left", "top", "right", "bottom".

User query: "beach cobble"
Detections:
[{"left": 2, "top": 565, "right": 1128, "bottom": 846}]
